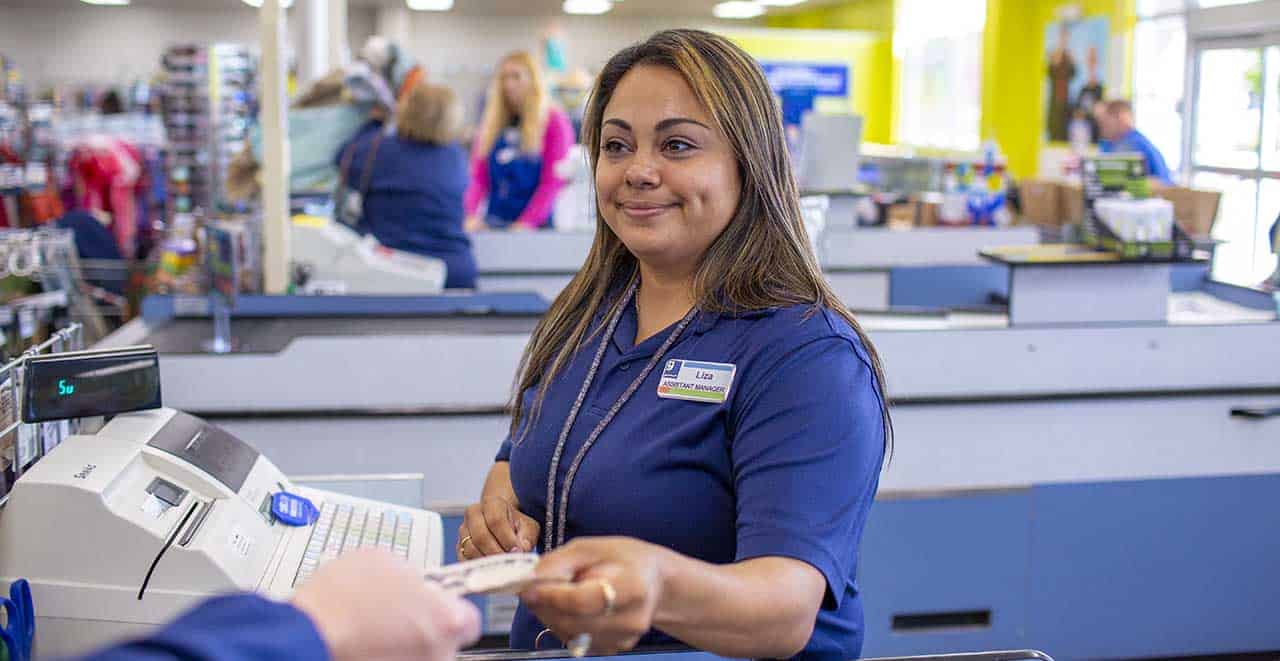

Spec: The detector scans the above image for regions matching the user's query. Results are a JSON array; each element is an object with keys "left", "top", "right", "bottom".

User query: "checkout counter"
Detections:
[
  {"left": 469, "top": 226, "right": 1041, "bottom": 310},
  {"left": 90, "top": 268, "right": 1280, "bottom": 659},
  {"left": 0, "top": 340, "right": 1072, "bottom": 661}
]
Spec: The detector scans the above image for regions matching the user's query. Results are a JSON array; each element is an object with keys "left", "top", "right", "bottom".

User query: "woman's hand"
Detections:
[
  {"left": 520, "top": 537, "right": 671, "bottom": 655},
  {"left": 459, "top": 496, "right": 540, "bottom": 558},
  {"left": 464, "top": 215, "right": 487, "bottom": 232}
]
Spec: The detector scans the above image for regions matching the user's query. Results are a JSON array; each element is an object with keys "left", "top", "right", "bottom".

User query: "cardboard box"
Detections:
[
  {"left": 1151, "top": 185, "right": 1222, "bottom": 237},
  {"left": 887, "top": 202, "right": 917, "bottom": 230},
  {"left": 1018, "top": 179, "right": 1061, "bottom": 226},
  {"left": 1059, "top": 181, "right": 1085, "bottom": 226},
  {"left": 918, "top": 193, "right": 942, "bottom": 227},
  {"left": 1017, "top": 179, "right": 1085, "bottom": 227}
]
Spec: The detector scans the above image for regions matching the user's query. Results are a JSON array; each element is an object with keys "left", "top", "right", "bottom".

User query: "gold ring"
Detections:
[
  {"left": 568, "top": 633, "right": 593, "bottom": 658},
  {"left": 457, "top": 535, "right": 472, "bottom": 558},
  {"left": 598, "top": 579, "right": 617, "bottom": 617},
  {"left": 534, "top": 628, "right": 555, "bottom": 650}
]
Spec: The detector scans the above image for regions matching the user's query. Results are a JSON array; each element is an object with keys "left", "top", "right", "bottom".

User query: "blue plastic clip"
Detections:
[{"left": 271, "top": 492, "right": 319, "bottom": 527}]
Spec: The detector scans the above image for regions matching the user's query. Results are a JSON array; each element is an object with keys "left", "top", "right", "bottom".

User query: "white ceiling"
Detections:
[{"left": 0, "top": 0, "right": 843, "bottom": 18}]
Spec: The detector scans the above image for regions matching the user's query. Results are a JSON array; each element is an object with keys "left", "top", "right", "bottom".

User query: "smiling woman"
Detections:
[{"left": 458, "top": 29, "right": 893, "bottom": 661}]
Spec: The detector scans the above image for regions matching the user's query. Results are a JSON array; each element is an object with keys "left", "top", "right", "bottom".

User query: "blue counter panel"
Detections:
[
  {"left": 1025, "top": 474, "right": 1280, "bottom": 659},
  {"left": 141, "top": 293, "right": 549, "bottom": 322},
  {"left": 859, "top": 491, "right": 1032, "bottom": 658},
  {"left": 888, "top": 266, "right": 1009, "bottom": 308}
]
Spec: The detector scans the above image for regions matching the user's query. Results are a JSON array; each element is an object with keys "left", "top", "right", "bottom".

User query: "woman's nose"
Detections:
[{"left": 624, "top": 158, "right": 659, "bottom": 189}]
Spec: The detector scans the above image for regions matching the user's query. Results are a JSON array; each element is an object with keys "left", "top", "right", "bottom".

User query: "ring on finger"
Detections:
[
  {"left": 598, "top": 579, "right": 617, "bottom": 617},
  {"left": 457, "top": 535, "right": 472, "bottom": 558},
  {"left": 568, "top": 633, "right": 593, "bottom": 658}
]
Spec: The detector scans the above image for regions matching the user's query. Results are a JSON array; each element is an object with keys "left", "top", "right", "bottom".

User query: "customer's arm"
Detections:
[{"left": 74, "top": 550, "right": 480, "bottom": 661}]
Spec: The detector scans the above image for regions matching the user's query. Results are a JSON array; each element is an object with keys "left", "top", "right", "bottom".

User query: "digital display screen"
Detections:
[
  {"left": 22, "top": 347, "right": 163, "bottom": 423},
  {"left": 146, "top": 477, "right": 187, "bottom": 507}
]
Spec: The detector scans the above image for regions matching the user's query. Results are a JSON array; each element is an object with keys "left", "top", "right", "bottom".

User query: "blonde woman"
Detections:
[
  {"left": 458, "top": 30, "right": 891, "bottom": 660},
  {"left": 464, "top": 51, "right": 575, "bottom": 232},
  {"left": 336, "top": 83, "right": 476, "bottom": 288}
]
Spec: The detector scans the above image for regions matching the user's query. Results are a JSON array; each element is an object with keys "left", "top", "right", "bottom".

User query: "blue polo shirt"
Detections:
[
  {"left": 1101, "top": 128, "right": 1174, "bottom": 185},
  {"left": 497, "top": 299, "right": 886, "bottom": 661}
]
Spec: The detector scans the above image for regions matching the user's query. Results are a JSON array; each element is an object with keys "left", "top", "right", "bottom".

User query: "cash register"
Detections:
[{"left": 0, "top": 346, "right": 444, "bottom": 657}]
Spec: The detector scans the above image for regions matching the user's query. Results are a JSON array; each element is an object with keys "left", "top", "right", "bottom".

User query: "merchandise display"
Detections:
[{"left": 160, "top": 43, "right": 259, "bottom": 218}]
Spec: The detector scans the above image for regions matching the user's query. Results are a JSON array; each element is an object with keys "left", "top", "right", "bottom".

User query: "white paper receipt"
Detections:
[
  {"left": 424, "top": 553, "right": 553, "bottom": 596},
  {"left": 657, "top": 359, "right": 736, "bottom": 404}
]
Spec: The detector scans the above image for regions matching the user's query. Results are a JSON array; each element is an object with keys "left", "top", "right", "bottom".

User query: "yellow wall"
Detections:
[
  {"left": 984, "top": 0, "right": 1138, "bottom": 177},
  {"left": 768, "top": 0, "right": 1138, "bottom": 178},
  {"left": 766, "top": 0, "right": 896, "bottom": 144},
  {"left": 723, "top": 29, "right": 885, "bottom": 136}
]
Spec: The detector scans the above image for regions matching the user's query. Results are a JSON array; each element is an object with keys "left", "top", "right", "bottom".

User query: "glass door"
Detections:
[{"left": 1189, "top": 37, "right": 1280, "bottom": 284}]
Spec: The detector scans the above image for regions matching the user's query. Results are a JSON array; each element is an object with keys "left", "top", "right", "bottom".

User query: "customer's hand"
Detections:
[
  {"left": 521, "top": 537, "right": 669, "bottom": 655},
  {"left": 459, "top": 496, "right": 540, "bottom": 558},
  {"left": 292, "top": 549, "right": 481, "bottom": 661},
  {"left": 508, "top": 223, "right": 533, "bottom": 232},
  {"left": 464, "top": 215, "right": 487, "bottom": 232}
]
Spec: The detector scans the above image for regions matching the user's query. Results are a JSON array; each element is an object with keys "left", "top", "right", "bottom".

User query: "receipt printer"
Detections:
[{"left": 0, "top": 349, "right": 443, "bottom": 656}]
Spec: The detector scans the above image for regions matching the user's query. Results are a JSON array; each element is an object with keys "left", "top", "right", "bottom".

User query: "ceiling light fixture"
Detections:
[
  {"left": 79, "top": 0, "right": 131, "bottom": 5},
  {"left": 563, "top": 0, "right": 613, "bottom": 15},
  {"left": 712, "top": 1, "right": 765, "bottom": 19},
  {"left": 241, "top": 0, "right": 296, "bottom": 8},
  {"left": 407, "top": 0, "right": 454, "bottom": 10}
]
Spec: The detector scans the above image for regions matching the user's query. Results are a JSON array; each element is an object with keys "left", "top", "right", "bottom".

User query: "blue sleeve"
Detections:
[
  {"left": 728, "top": 336, "right": 885, "bottom": 610},
  {"left": 1141, "top": 140, "right": 1174, "bottom": 185},
  {"left": 71, "top": 594, "right": 328, "bottom": 661},
  {"left": 496, "top": 384, "right": 538, "bottom": 462}
]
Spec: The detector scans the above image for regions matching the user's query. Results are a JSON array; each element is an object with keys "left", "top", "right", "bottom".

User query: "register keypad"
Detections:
[{"left": 293, "top": 501, "right": 413, "bottom": 586}]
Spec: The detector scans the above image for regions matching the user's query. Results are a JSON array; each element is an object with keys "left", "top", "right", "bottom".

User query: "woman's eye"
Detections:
[
  {"left": 664, "top": 139, "right": 695, "bottom": 153},
  {"left": 602, "top": 140, "right": 629, "bottom": 154}
]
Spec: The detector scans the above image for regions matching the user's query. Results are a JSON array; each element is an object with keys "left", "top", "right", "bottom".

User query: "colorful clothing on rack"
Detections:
[{"left": 66, "top": 136, "right": 146, "bottom": 259}]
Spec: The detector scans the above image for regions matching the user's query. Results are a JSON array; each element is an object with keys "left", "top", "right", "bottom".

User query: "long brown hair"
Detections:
[
  {"left": 474, "top": 51, "right": 550, "bottom": 157},
  {"left": 509, "top": 29, "right": 892, "bottom": 457}
]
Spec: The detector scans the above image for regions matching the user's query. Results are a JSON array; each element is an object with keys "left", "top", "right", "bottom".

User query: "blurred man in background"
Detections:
[{"left": 1094, "top": 99, "right": 1175, "bottom": 185}]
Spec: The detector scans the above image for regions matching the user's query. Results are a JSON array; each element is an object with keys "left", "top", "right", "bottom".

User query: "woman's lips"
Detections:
[{"left": 618, "top": 202, "right": 678, "bottom": 219}]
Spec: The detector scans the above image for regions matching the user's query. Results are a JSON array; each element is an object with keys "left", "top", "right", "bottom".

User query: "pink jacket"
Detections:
[{"left": 464, "top": 106, "right": 575, "bottom": 229}]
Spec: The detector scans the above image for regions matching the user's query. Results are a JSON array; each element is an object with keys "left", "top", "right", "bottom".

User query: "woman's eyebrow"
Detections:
[
  {"left": 602, "top": 117, "right": 712, "bottom": 132},
  {"left": 655, "top": 117, "right": 711, "bottom": 132}
]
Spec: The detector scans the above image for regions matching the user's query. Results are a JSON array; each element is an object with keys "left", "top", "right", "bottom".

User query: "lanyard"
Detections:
[{"left": 543, "top": 280, "right": 698, "bottom": 551}]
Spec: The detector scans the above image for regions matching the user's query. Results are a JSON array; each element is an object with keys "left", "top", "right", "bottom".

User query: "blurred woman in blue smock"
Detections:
[
  {"left": 464, "top": 51, "right": 575, "bottom": 232},
  {"left": 336, "top": 83, "right": 477, "bottom": 289}
]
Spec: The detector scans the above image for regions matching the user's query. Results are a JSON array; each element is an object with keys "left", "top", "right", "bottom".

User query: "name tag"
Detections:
[{"left": 657, "top": 359, "right": 736, "bottom": 404}]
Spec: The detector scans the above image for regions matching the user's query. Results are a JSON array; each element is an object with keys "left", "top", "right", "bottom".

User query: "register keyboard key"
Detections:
[{"left": 293, "top": 501, "right": 415, "bottom": 586}]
